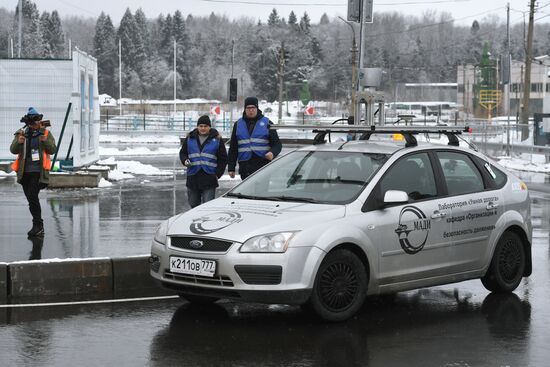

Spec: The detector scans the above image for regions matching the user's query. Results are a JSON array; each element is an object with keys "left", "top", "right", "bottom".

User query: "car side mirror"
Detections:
[{"left": 383, "top": 190, "right": 409, "bottom": 204}]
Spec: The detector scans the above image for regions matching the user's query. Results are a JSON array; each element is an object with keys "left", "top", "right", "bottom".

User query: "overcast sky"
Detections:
[{"left": 1, "top": 0, "right": 544, "bottom": 25}]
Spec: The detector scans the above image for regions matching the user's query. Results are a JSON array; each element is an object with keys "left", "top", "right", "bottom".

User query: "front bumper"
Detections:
[{"left": 150, "top": 238, "right": 323, "bottom": 305}]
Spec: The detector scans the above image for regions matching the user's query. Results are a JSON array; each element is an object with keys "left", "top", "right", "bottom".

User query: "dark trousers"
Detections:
[
  {"left": 187, "top": 187, "right": 216, "bottom": 208},
  {"left": 21, "top": 172, "right": 43, "bottom": 225}
]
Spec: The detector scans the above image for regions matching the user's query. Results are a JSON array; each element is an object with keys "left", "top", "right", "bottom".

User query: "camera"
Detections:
[{"left": 20, "top": 113, "right": 51, "bottom": 127}]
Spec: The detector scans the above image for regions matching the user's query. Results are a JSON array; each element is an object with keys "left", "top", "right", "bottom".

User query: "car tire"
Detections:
[
  {"left": 481, "top": 231, "right": 525, "bottom": 293},
  {"left": 307, "top": 249, "right": 368, "bottom": 322},
  {"left": 179, "top": 293, "right": 219, "bottom": 304}
]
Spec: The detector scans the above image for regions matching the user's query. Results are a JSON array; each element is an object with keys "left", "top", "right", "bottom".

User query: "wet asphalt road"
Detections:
[
  {"left": 0, "top": 151, "right": 549, "bottom": 366},
  {"left": 0, "top": 239, "right": 548, "bottom": 367},
  {"left": 0, "top": 155, "right": 239, "bottom": 262}
]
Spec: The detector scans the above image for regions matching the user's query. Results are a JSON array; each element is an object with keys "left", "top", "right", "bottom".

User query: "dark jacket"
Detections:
[
  {"left": 10, "top": 127, "right": 56, "bottom": 185},
  {"left": 227, "top": 109, "right": 282, "bottom": 176},
  {"left": 180, "top": 128, "right": 227, "bottom": 190}
]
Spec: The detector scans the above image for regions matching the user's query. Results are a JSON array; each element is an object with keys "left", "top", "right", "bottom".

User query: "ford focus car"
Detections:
[{"left": 150, "top": 126, "right": 532, "bottom": 321}]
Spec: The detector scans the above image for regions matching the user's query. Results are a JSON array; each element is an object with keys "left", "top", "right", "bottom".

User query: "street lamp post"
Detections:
[{"left": 338, "top": 16, "right": 358, "bottom": 123}]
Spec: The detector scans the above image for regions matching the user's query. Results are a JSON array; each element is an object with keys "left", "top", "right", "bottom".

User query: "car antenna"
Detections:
[{"left": 457, "top": 134, "right": 479, "bottom": 152}]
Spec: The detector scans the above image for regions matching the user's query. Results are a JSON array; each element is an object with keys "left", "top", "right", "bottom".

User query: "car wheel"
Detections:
[
  {"left": 481, "top": 231, "right": 525, "bottom": 293},
  {"left": 307, "top": 249, "right": 368, "bottom": 322},
  {"left": 179, "top": 293, "right": 219, "bottom": 304}
]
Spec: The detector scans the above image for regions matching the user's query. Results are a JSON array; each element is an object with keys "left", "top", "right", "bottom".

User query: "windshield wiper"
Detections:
[
  {"left": 260, "top": 195, "right": 320, "bottom": 203},
  {"left": 225, "top": 192, "right": 265, "bottom": 200}
]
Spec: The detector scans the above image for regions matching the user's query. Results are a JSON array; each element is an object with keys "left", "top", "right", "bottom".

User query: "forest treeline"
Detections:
[{"left": 1, "top": 0, "right": 549, "bottom": 102}]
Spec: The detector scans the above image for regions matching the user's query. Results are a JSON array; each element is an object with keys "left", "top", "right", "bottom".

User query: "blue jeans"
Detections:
[{"left": 187, "top": 187, "right": 216, "bottom": 208}]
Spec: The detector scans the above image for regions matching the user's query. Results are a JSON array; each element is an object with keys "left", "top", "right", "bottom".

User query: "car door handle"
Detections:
[
  {"left": 431, "top": 211, "right": 447, "bottom": 219},
  {"left": 486, "top": 202, "right": 499, "bottom": 210}
]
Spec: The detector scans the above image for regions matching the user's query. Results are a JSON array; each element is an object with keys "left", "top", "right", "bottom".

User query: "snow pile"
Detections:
[
  {"left": 99, "top": 135, "right": 181, "bottom": 144},
  {"left": 0, "top": 170, "right": 16, "bottom": 177},
  {"left": 497, "top": 155, "right": 550, "bottom": 173},
  {"left": 108, "top": 169, "right": 134, "bottom": 181},
  {"left": 218, "top": 174, "right": 241, "bottom": 182},
  {"left": 98, "top": 178, "right": 113, "bottom": 187},
  {"left": 116, "top": 160, "right": 173, "bottom": 176},
  {"left": 99, "top": 146, "right": 180, "bottom": 156}
]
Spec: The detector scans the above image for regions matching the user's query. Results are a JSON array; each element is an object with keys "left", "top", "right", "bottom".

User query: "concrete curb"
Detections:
[{"left": 1, "top": 255, "right": 174, "bottom": 304}]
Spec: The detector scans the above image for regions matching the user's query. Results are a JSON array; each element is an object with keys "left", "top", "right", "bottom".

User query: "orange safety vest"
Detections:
[{"left": 11, "top": 130, "right": 52, "bottom": 172}]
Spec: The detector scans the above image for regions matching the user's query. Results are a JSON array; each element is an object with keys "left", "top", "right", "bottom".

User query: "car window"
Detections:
[
  {"left": 474, "top": 157, "right": 507, "bottom": 189},
  {"left": 437, "top": 151, "right": 484, "bottom": 195},
  {"left": 379, "top": 152, "right": 437, "bottom": 201},
  {"left": 229, "top": 150, "right": 388, "bottom": 204}
]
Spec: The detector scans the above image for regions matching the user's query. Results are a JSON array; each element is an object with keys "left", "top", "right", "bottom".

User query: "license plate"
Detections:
[{"left": 169, "top": 256, "right": 216, "bottom": 277}]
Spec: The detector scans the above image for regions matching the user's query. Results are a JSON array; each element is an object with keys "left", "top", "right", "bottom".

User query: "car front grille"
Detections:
[
  {"left": 234, "top": 265, "right": 282, "bottom": 285},
  {"left": 164, "top": 269, "right": 234, "bottom": 287},
  {"left": 170, "top": 236, "right": 234, "bottom": 252}
]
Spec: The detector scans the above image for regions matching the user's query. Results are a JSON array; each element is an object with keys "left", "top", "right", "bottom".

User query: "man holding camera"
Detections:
[{"left": 10, "top": 107, "right": 56, "bottom": 237}]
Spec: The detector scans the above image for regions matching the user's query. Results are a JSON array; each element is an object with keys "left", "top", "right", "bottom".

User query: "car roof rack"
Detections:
[{"left": 271, "top": 124, "right": 471, "bottom": 147}]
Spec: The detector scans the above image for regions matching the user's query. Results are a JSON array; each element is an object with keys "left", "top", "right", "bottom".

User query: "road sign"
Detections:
[
  {"left": 211, "top": 105, "right": 221, "bottom": 115},
  {"left": 347, "top": 0, "right": 360, "bottom": 22},
  {"left": 363, "top": 0, "right": 373, "bottom": 23},
  {"left": 304, "top": 106, "right": 315, "bottom": 115}
]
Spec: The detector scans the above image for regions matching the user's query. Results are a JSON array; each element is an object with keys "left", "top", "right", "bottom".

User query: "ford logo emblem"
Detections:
[{"left": 189, "top": 240, "right": 204, "bottom": 249}]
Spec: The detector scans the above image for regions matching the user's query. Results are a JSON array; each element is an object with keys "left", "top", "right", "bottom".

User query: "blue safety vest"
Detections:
[
  {"left": 187, "top": 136, "right": 219, "bottom": 175},
  {"left": 236, "top": 117, "right": 270, "bottom": 162}
]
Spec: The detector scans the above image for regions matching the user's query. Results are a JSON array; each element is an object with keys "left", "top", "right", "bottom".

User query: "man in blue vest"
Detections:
[
  {"left": 180, "top": 115, "right": 227, "bottom": 208},
  {"left": 228, "top": 97, "right": 282, "bottom": 180}
]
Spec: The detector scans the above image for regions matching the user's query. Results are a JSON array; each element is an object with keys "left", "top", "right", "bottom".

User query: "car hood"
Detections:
[{"left": 166, "top": 197, "right": 346, "bottom": 242}]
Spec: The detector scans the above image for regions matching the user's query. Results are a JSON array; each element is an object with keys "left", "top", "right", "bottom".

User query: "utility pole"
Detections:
[
  {"left": 17, "top": 0, "right": 22, "bottom": 58},
  {"left": 119, "top": 38, "right": 122, "bottom": 116},
  {"left": 277, "top": 42, "right": 285, "bottom": 123},
  {"left": 506, "top": 2, "right": 511, "bottom": 155},
  {"left": 173, "top": 39, "right": 177, "bottom": 116},
  {"left": 521, "top": 0, "right": 536, "bottom": 140}
]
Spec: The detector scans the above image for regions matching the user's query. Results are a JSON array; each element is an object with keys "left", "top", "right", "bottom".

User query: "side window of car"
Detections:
[
  {"left": 437, "top": 151, "right": 484, "bottom": 195},
  {"left": 473, "top": 156, "right": 508, "bottom": 189},
  {"left": 379, "top": 152, "right": 437, "bottom": 201}
]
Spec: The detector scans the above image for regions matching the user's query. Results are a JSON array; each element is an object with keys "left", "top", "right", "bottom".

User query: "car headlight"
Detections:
[
  {"left": 239, "top": 232, "right": 297, "bottom": 253},
  {"left": 154, "top": 220, "right": 169, "bottom": 245}
]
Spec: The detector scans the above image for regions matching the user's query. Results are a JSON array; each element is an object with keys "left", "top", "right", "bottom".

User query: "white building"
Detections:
[{"left": 0, "top": 49, "right": 99, "bottom": 168}]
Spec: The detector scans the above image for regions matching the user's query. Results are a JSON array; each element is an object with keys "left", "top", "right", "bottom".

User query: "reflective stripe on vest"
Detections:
[
  {"left": 186, "top": 136, "right": 219, "bottom": 176},
  {"left": 11, "top": 130, "right": 51, "bottom": 172},
  {"left": 236, "top": 117, "right": 270, "bottom": 161}
]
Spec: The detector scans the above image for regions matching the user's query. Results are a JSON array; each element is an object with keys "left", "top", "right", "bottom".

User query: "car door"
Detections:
[
  {"left": 434, "top": 150, "right": 502, "bottom": 271},
  {"left": 362, "top": 152, "right": 453, "bottom": 287}
]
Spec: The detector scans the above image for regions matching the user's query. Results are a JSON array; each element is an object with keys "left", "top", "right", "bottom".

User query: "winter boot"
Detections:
[{"left": 27, "top": 223, "right": 44, "bottom": 237}]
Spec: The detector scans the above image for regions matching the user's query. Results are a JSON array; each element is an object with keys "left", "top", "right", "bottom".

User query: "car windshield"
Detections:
[{"left": 227, "top": 150, "right": 388, "bottom": 204}]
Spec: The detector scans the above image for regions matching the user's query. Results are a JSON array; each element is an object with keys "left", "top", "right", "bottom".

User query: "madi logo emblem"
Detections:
[
  {"left": 189, "top": 240, "right": 204, "bottom": 249},
  {"left": 190, "top": 211, "right": 243, "bottom": 235},
  {"left": 394, "top": 205, "right": 431, "bottom": 254}
]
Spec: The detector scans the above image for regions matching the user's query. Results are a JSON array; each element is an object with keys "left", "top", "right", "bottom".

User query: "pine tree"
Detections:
[
  {"left": 39, "top": 11, "right": 52, "bottom": 57},
  {"left": 288, "top": 11, "right": 297, "bottom": 25},
  {"left": 134, "top": 8, "right": 150, "bottom": 56},
  {"left": 160, "top": 13, "right": 173, "bottom": 62},
  {"left": 94, "top": 12, "right": 117, "bottom": 96},
  {"left": 320, "top": 13, "right": 330, "bottom": 25},
  {"left": 299, "top": 12, "right": 311, "bottom": 33},
  {"left": 13, "top": 0, "right": 42, "bottom": 58},
  {"left": 173, "top": 10, "right": 191, "bottom": 95},
  {"left": 48, "top": 11, "right": 65, "bottom": 57},
  {"left": 117, "top": 8, "right": 146, "bottom": 75},
  {"left": 267, "top": 8, "right": 280, "bottom": 26}
]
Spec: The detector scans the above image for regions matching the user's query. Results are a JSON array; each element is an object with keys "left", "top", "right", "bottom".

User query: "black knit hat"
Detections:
[
  {"left": 197, "top": 115, "right": 211, "bottom": 126},
  {"left": 244, "top": 96, "right": 258, "bottom": 109}
]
